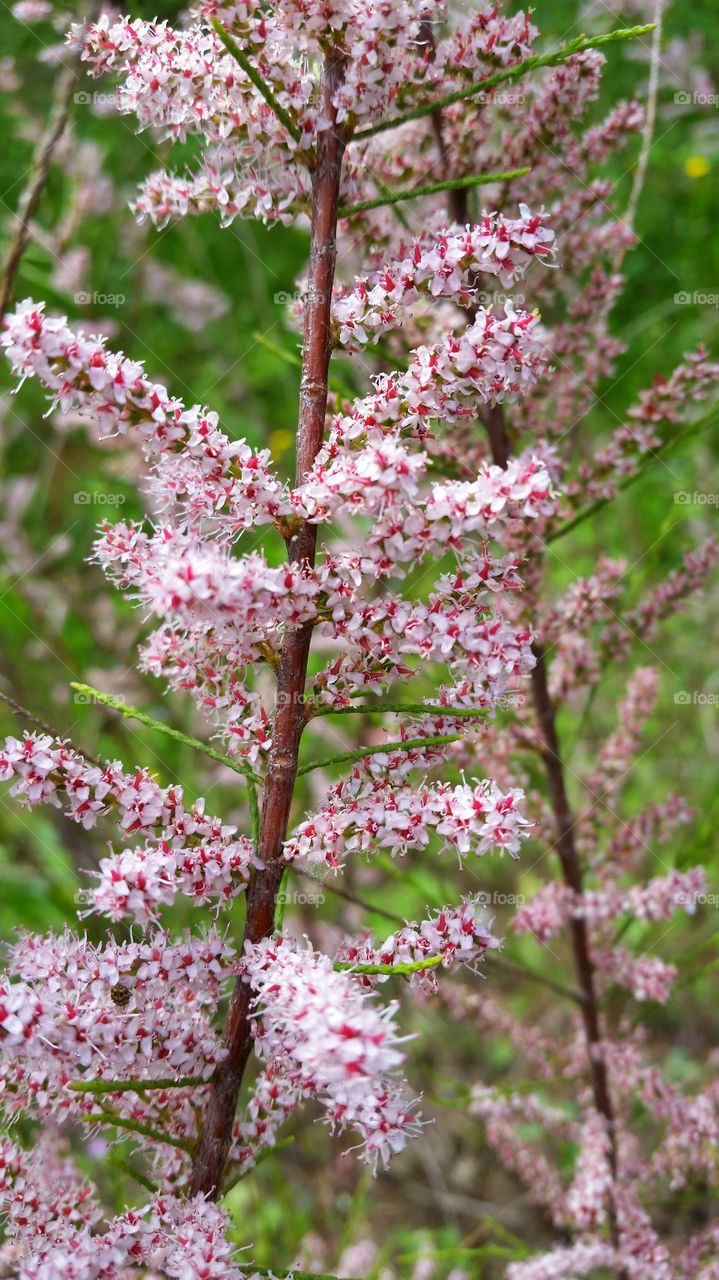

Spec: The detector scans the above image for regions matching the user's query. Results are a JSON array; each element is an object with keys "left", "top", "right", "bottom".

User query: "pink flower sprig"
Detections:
[
  {"left": 336, "top": 894, "right": 500, "bottom": 990},
  {"left": 2, "top": 300, "right": 288, "bottom": 533},
  {"left": 512, "top": 868, "right": 706, "bottom": 944},
  {"left": 0, "top": 1144, "right": 257, "bottom": 1280},
  {"left": 285, "top": 771, "right": 530, "bottom": 869},
  {"left": 333, "top": 211, "right": 554, "bottom": 347},
  {"left": 0, "top": 927, "right": 231, "bottom": 1102},
  {"left": 0, "top": 732, "right": 257, "bottom": 920},
  {"left": 240, "top": 933, "right": 420, "bottom": 1168}
]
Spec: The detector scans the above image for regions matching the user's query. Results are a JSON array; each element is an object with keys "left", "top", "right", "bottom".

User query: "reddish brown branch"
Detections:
[
  {"left": 417, "top": 22, "right": 468, "bottom": 226},
  {"left": 430, "top": 117, "right": 622, "bottom": 1235},
  {"left": 189, "top": 55, "right": 347, "bottom": 1200},
  {"left": 529, "top": 646, "right": 618, "bottom": 1168},
  {"left": 485, "top": 412, "right": 621, "bottom": 1245},
  {"left": 441, "top": 151, "right": 619, "bottom": 1204},
  {"left": 0, "top": 9, "right": 92, "bottom": 320},
  {"left": 484, "top": 421, "right": 619, "bottom": 1127}
]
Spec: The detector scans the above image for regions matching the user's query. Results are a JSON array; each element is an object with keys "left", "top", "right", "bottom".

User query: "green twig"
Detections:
[
  {"left": 339, "top": 167, "right": 531, "bottom": 216},
  {"left": 252, "top": 331, "right": 359, "bottom": 401},
  {"left": 297, "top": 868, "right": 405, "bottom": 924},
  {"left": 297, "top": 732, "right": 464, "bottom": 775},
  {"left": 334, "top": 953, "right": 445, "bottom": 976},
  {"left": 548, "top": 404, "right": 719, "bottom": 543},
  {"left": 488, "top": 953, "right": 586, "bottom": 1004},
  {"left": 67, "top": 680, "right": 259, "bottom": 788},
  {"left": 274, "top": 865, "right": 290, "bottom": 932},
  {"left": 81, "top": 1110, "right": 194, "bottom": 1154},
  {"left": 0, "top": 0, "right": 92, "bottom": 319},
  {"left": 107, "top": 1153, "right": 159, "bottom": 1195},
  {"left": 0, "top": 689, "right": 73, "bottom": 743},
  {"left": 221, "top": 1136, "right": 295, "bottom": 1196},
  {"left": 211, "top": 20, "right": 301, "bottom": 143},
  {"left": 252, "top": 330, "right": 302, "bottom": 369},
  {"left": 371, "top": 173, "right": 412, "bottom": 230},
  {"left": 352, "top": 26, "right": 656, "bottom": 141},
  {"left": 308, "top": 701, "right": 490, "bottom": 720},
  {"left": 246, "top": 770, "right": 261, "bottom": 849},
  {"left": 70, "top": 1075, "right": 205, "bottom": 1095}
]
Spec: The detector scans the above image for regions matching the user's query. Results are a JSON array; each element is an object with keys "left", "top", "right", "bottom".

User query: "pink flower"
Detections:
[{"left": 241, "top": 935, "right": 420, "bottom": 1168}]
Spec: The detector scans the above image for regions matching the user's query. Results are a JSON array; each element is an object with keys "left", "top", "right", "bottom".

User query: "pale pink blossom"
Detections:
[{"left": 241, "top": 934, "right": 420, "bottom": 1167}]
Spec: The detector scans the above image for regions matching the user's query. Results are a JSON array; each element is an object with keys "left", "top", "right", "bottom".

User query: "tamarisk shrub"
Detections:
[{"left": 0, "top": 2, "right": 717, "bottom": 1278}]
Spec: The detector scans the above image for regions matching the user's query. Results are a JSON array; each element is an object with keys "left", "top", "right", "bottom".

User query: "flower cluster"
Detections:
[
  {"left": 2, "top": 300, "right": 287, "bottom": 532},
  {"left": 285, "top": 771, "right": 530, "bottom": 868},
  {"left": 332, "top": 211, "right": 554, "bottom": 348},
  {"left": 1, "top": 927, "right": 229, "bottom": 1102},
  {"left": 75, "top": 4, "right": 543, "bottom": 228},
  {"left": 336, "top": 895, "right": 500, "bottom": 990},
  {"left": 2, "top": 299, "right": 553, "bottom": 764},
  {"left": 0, "top": 732, "right": 257, "bottom": 921},
  {"left": 241, "top": 934, "right": 419, "bottom": 1168},
  {"left": 0, "top": 1143, "right": 257, "bottom": 1280}
]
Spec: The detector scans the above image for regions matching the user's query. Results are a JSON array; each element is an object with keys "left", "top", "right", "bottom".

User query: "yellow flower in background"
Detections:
[
  {"left": 269, "top": 428, "right": 294, "bottom": 453},
  {"left": 684, "top": 155, "right": 711, "bottom": 178}
]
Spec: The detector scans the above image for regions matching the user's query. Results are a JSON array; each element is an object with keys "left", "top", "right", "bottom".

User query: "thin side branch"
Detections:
[
  {"left": 70, "top": 683, "right": 261, "bottom": 846},
  {"left": 548, "top": 404, "right": 719, "bottom": 543},
  {"left": 211, "top": 20, "right": 302, "bottom": 144},
  {"left": 339, "top": 167, "right": 531, "bottom": 217},
  {"left": 70, "top": 1075, "right": 205, "bottom": 1094},
  {"left": 308, "top": 702, "right": 490, "bottom": 719},
  {"left": 334, "top": 954, "right": 445, "bottom": 976},
  {"left": 297, "top": 732, "right": 464, "bottom": 776},
  {"left": 81, "top": 1110, "right": 194, "bottom": 1154},
  {"left": 436, "top": 106, "right": 623, "bottom": 1227},
  {"left": 620, "top": 0, "right": 666, "bottom": 251},
  {"left": 351, "top": 26, "right": 656, "bottom": 142},
  {"left": 529, "top": 646, "right": 619, "bottom": 1165},
  {"left": 485, "top": 412, "right": 623, "bottom": 1244},
  {"left": 486, "top": 953, "right": 586, "bottom": 1005},
  {"left": 0, "top": 11, "right": 89, "bottom": 319},
  {"left": 0, "top": 689, "right": 66, "bottom": 741}
]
